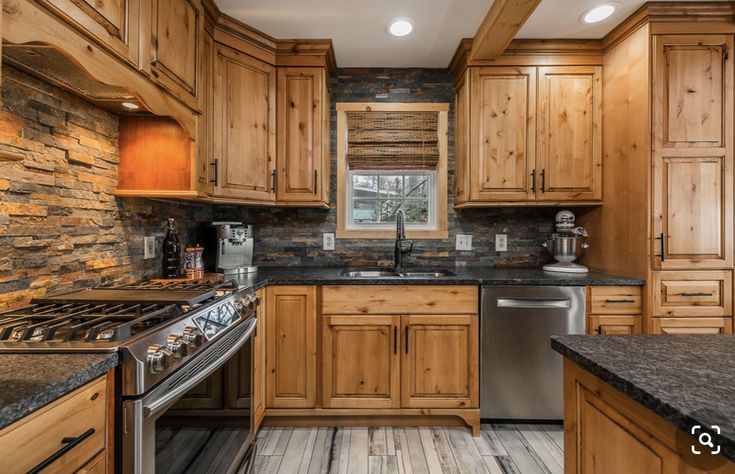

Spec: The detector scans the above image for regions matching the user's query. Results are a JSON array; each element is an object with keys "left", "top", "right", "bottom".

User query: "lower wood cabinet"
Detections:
[
  {"left": 588, "top": 286, "right": 642, "bottom": 335},
  {"left": 652, "top": 317, "right": 733, "bottom": 334},
  {"left": 590, "top": 315, "right": 641, "bottom": 335}
]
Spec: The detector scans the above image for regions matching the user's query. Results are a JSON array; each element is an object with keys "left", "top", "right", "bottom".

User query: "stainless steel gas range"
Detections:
[{"left": 0, "top": 279, "right": 259, "bottom": 474}]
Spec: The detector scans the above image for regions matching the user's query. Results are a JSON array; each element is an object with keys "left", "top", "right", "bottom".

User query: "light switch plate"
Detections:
[
  {"left": 456, "top": 234, "right": 472, "bottom": 251},
  {"left": 323, "top": 233, "right": 335, "bottom": 251},
  {"left": 144, "top": 236, "right": 156, "bottom": 259},
  {"left": 495, "top": 234, "right": 508, "bottom": 252}
]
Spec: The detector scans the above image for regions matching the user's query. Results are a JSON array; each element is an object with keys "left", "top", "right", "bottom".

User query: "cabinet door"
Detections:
[
  {"left": 253, "top": 289, "right": 266, "bottom": 431},
  {"left": 276, "top": 67, "right": 327, "bottom": 203},
  {"left": 589, "top": 315, "right": 641, "bottom": 335},
  {"left": 266, "top": 286, "right": 317, "bottom": 408},
  {"left": 224, "top": 345, "right": 251, "bottom": 409},
  {"left": 652, "top": 35, "right": 733, "bottom": 270},
  {"left": 213, "top": 44, "right": 276, "bottom": 202},
  {"left": 469, "top": 67, "right": 536, "bottom": 201},
  {"left": 454, "top": 71, "right": 470, "bottom": 204},
  {"left": 322, "top": 315, "right": 400, "bottom": 409},
  {"left": 144, "top": 0, "right": 202, "bottom": 109},
  {"left": 197, "top": 31, "right": 214, "bottom": 196},
  {"left": 652, "top": 317, "right": 733, "bottom": 334},
  {"left": 171, "top": 368, "right": 223, "bottom": 409},
  {"left": 39, "top": 0, "right": 140, "bottom": 66},
  {"left": 537, "top": 66, "right": 602, "bottom": 201},
  {"left": 401, "top": 315, "right": 478, "bottom": 409}
]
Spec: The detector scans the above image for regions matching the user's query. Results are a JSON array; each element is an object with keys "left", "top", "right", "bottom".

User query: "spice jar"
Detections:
[{"left": 184, "top": 245, "right": 204, "bottom": 280}]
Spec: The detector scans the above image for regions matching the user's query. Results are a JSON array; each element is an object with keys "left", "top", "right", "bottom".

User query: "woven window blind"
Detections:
[{"left": 345, "top": 111, "right": 440, "bottom": 170}]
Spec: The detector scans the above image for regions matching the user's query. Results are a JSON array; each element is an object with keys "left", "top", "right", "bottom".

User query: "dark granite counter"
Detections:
[
  {"left": 0, "top": 352, "right": 118, "bottom": 430},
  {"left": 552, "top": 335, "right": 735, "bottom": 462},
  {"left": 231, "top": 266, "right": 645, "bottom": 290}
]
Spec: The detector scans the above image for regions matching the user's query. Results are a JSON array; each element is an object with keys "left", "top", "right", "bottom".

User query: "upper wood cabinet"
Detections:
[
  {"left": 537, "top": 66, "right": 602, "bottom": 201},
  {"left": 196, "top": 31, "right": 215, "bottom": 196},
  {"left": 652, "top": 35, "right": 733, "bottom": 270},
  {"left": 212, "top": 43, "right": 276, "bottom": 202},
  {"left": 141, "top": 0, "right": 203, "bottom": 110},
  {"left": 455, "top": 65, "right": 601, "bottom": 206},
  {"left": 265, "top": 286, "right": 318, "bottom": 409},
  {"left": 276, "top": 67, "right": 330, "bottom": 205},
  {"left": 38, "top": 0, "right": 140, "bottom": 66}
]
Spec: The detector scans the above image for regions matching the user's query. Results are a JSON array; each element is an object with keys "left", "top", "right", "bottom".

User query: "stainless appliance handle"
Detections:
[
  {"left": 143, "top": 318, "right": 256, "bottom": 417},
  {"left": 496, "top": 298, "right": 572, "bottom": 309}
]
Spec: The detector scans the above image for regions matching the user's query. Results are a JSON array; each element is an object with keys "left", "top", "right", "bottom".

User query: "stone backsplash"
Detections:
[{"left": 218, "top": 68, "right": 558, "bottom": 267}]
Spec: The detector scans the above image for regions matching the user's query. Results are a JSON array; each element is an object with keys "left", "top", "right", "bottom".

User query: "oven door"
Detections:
[{"left": 121, "top": 318, "right": 256, "bottom": 474}]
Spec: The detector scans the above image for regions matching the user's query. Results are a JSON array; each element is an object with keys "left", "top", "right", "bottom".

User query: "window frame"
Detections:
[{"left": 336, "top": 102, "right": 449, "bottom": 240}]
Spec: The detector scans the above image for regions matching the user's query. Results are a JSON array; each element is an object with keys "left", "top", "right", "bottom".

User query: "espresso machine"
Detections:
[
  {"left": 542, "top": 210, "right": 589, "bottom": 273},
  {"left": 204, "top": 222, "right": 257, "bottom": 274}
]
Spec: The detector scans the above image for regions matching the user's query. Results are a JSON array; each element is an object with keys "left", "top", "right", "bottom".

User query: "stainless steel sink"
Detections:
[
  {"left": 400, "top": 270, "right": 455, "bottom": 277},
  {"left": 341, "top": 270, "right": 400, "bottom": 277},
  {"left": 340, "top": 269, "right": 455, "bottom": 278}
]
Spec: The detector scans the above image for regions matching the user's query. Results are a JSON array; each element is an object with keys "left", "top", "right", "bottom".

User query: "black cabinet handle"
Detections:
[
  {"left": 656, "top": 233, "right": 665, "bottom": 261},
  {"left": 271, "top": 170, "right": 277, "bottom": 194},
  {"left": 605, "top": 299, "right": 635, "bottom": 304},
  {"left": 681, "top": 292, "right": 713, "bottom": 297},
  {"left": 540, "top": 169, "right": 546, "bottom": 193},
  {"left": 314, "top": 169, "right": 318, "bottom": 195},
  {"left": 393, "top": 326, "right": 397, "bottom": 354},
  {"left": 404, "top": 329, "right": 409, "bottom": 354},
  {"left": 531, "top": 169, "right": 536, "bottom": 192},
  {"left": 210, "top": 159, "right": 219, "bottom": 186},
  {"left": 27, "top": 428, "right": 95, "bottom": 474}
]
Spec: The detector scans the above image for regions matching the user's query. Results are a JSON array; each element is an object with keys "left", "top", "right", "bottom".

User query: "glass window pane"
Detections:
[
  {"left": 404, "top": 175, "right": 429, "bottom": 198},
  {"left": 379, "top": 176, "right": 403, "bottom": 198},
  {"left": 379, "top": 200, "right": 401, "bottom": 223},
  {"left": 403, "top": 199, "right": 429, "bottom": 224},
  {"left": 352, "top": 175, "right": 378, "bottom": 198},
  {"left": 353, "top": 200, "right": 378, "bottom": 223}
]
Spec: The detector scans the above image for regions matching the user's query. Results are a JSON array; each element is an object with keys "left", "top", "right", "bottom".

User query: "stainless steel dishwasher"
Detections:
[{"left": 480, "top": 286, "right": 585, "bottom": 421}]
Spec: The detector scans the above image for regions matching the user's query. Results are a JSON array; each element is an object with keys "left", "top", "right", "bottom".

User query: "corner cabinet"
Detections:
[{"left": 455, "top": 65, "right": 602, "bottom": 207}]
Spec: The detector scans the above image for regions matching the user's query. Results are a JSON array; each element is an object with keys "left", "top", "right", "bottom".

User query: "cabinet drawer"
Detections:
[
  {"left": 652, "top": 271, "right": 732, "bottom": 317},
  {"left": 589, "top": 315, "right": 641, "bottom": 335},
  {"left": 322, "top": 285, "right": 478, "bottom": 315},
  {"left": 589, "top": 286, "right": 642, "bottom": 314},
  {"left": 0, "top": 376, "right": 107, "bottom": 473},
  {"left": 651, "top": 317, "right": 733, "bottom": 334}
]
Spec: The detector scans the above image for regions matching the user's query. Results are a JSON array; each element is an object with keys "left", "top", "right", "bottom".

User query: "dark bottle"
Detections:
[{"left": 162, "top": 218, "right": 181, "bottom": 278}]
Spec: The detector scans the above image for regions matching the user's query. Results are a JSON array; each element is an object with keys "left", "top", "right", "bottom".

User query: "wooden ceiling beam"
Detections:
[{"left": 469, "top": 0, "right": 543, "bottom": 61}]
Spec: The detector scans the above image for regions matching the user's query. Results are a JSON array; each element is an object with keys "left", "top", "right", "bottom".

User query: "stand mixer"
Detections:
[{"left": 542, "top": 210, "right": 589, "bottom": 273}]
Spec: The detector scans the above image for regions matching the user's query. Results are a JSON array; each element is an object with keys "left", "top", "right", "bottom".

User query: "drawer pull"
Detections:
[
  {"left": 27, "top": 428, "right": 95, "bottom": 474},
  {"left": 681, "top": 292, "right": 713, "bottom": 297},
  {"left": 605, "top": 299, "right": 635, "bottom": 304}
]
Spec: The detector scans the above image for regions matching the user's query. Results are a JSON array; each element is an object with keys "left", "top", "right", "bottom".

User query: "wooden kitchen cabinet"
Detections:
[
  {"left": 265, "top": 286, "right": 318, "bottom": 408},
  {"left": 652, "top": 35, "right": 734, "bottom": 270},
  {"left": 590, "top": 315, "right": 641, "bottom": 335},
  {"left": 652, "top": 317, "right": 733, "bottom": 334},
  {"left": 0, "top": 375, "right": 111, "bottom": 473},
  {"left": 587, "top": 286, "right": 642, "bottom": 334},
  {"left": 652, "top": 270, "right": 732, "bottom": 318},
  {"left": 252, "top": 288, "right": 266, "bottom": 431},
  {"left": 196, "top": 31, "right": 216, "bottom": 196},
  {"left": 212, "top": 43, "right": 276, "bottom": 202},
  {"left": 322, "top": 315, "right": 401, "bottom": 409},
  {"left": 401, "top": 314, "right": 478, "bottom": 409},
  {"left": 276, "top": 67, "right": 330, "bottom": 205},
  {"left": 455, "top": 64, "right": 601, "bottom": 206}
]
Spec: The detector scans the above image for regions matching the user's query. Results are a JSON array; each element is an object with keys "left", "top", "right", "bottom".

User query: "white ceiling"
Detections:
[
  {"left": 216, "top": 0, "right": 720, "bottom": 68},
  {"left": 215, "top": 0, "right": 491, "bottom": 67}
]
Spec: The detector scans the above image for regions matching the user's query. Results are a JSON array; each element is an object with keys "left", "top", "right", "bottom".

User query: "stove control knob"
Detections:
[
  {"left": 147, "top": 344, "right": 171, "bottom": 374},
  {"left": 166, "top": 335, "right": 188, "bottom": 359},
  {"left": 182, "top": 326, "right": 204, "bottom": 349}
]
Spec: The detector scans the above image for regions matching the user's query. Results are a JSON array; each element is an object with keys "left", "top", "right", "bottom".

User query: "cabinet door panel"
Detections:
[
  {"left": 213, "top": 45, "right": 276, "bottom": 201},
  {"left": 253, "top": 289, "right": 266, "bottom": 431},
  {"left": 266, "top": 286, "right": 317, "bottom": 408},
  {"left": 401, "top": 315, "right": 478, "bottom": 409},
  {"left": 652, "top": 317, "right": 733, "bottom": 334},
  {"left": 537, "top": 66, "right": 602, "bottom": 201},
  {"left": 589, "top": 315, "right": 641, "bottom": 335},
  {"left": 652, "top": 271, "right": 732, "bottom": 317},
  {"left": 454, "top": 71, "right": 470, "bottom": 204},
  {"left": 277, "top": 67, "right": 325, "bottom": 202},
  {"left": 469, "top": 67, "right": 536, "bottom": 201},
  {"left": 322, "top": 315, "right": 400, "bottom": 409}
]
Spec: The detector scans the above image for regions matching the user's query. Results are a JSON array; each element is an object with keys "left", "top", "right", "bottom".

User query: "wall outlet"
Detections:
[
  {"left": 323, "top": 233, "right": 335, "bottom": 251},
  {"left": 456, "top": 234, "right": 472, "bottom": 251},
  {"left": 144, "top": 236, "right": 156, "bottom": 259},
  {"left": 495, "top": 234, "right": 508, "bottom": 252}
]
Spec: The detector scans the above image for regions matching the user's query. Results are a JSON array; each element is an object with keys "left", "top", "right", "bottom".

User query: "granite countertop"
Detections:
[
  {"left": 552, "top": 335, "right": 735, "bottom": 462},
  {"left": 0, "top": 352, "right": 118, "bottom": 430},
  {"left": 229, "top": 266, "right": 645, "bottom": 290}
]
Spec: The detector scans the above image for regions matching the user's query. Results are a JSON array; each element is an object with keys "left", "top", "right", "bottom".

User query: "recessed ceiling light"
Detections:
[
  {"left": 388, "top": 20, "right": 413, "bottom": 37},
  {"left": 121, "top": 102, "right": 140, "bottom": 110},
  {"left": 581, "top": 2, "right": 619, "bottom": 24}
]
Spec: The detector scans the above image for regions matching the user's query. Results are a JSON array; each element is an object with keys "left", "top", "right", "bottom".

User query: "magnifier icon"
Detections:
[{"left": 699, "top": 432, "right": 715, "bottom": 449}]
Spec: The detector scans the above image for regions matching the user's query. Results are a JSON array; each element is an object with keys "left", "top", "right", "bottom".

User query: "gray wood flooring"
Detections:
[{"left": 255, "top": 424, "right": 563, "bottom": 474}]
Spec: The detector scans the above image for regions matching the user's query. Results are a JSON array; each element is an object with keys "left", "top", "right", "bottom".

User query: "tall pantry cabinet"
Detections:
[{"left": 578, "top": 14, "right": 735, "bottom": 334}]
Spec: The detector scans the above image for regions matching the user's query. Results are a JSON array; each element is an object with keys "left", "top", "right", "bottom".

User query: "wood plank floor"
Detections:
[{"left": 255, "top": 424, "right": 563, "bottom": 474}]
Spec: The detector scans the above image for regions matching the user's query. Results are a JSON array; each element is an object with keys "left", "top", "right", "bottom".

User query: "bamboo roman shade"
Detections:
[{"left": 345, "top": 111, "right": 440, "bottom": 170}]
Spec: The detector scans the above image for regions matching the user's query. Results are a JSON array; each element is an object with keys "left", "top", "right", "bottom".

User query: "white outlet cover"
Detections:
[
  {"left": 495, "top": 234, "right": 508, "bottom": 252},
  {"left": 456, "top": 234, "right": 472, "bottom": 251},
  {"left": 323, "top": 233, "right": 335, "bottom": 251},
  {"left": 144, "top": 236, "right": 156, "bottom": 259}
]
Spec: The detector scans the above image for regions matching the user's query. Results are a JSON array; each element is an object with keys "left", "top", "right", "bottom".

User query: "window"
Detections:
[{"left": 336, "top": 103, "right": 449, "bottom": 239}]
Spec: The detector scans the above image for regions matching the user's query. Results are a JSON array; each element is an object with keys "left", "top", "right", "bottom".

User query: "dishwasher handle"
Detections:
[{"left": 496, "top": 298, "right": 572, "bottom": 309}]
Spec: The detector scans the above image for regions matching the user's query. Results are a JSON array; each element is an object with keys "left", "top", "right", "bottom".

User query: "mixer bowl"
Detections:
[{"left": 544, "top": 235, "right": 586, "bottom": 263}]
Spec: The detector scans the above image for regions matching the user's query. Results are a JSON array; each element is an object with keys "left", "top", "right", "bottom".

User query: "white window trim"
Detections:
[{"left": 346, "top": 169, "right": 437, "bottom": 232}]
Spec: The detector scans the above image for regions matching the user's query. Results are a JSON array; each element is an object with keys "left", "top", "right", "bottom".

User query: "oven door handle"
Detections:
[{"left": 143, "top": 318, "right": 257, "bottom": 418}]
